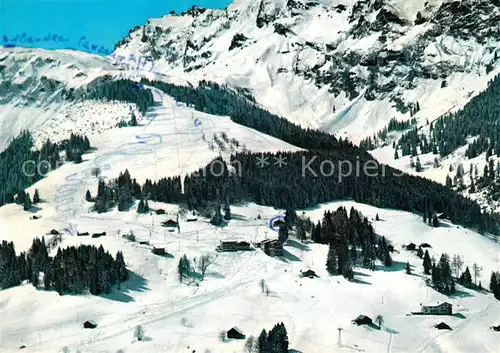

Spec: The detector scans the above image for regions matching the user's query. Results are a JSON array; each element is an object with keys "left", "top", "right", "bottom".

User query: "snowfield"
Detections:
[{"left": 1, "top": 85, "right": 499, "bottom": 353}]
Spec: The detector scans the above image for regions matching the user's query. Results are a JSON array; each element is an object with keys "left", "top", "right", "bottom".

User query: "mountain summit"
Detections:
[{"left": 114, "top": 0, "right": 499, "bottom": 141}]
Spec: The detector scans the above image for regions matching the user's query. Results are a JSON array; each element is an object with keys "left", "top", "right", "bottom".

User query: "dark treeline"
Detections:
[
  {"left": 0, "top": 238, "right": 128, "bottom": 295},
  {"left": 91, "top": 169, "right": 182, "bottom": 213},
  {"left": 0, "top": 131, "right": 90, "bottom": 207},
  {"left": 87, "top": 78, "right": 498, "bottom": 234},
  {"left": 397, "top": 74, "right": 500, "bottom": 159},
  {"left": 139, "top": 78, "right": 362, "bottom": 154},
  {"left": 86, "top": 77, "right": 155, "bottom": 114},
  {"left": 360, "top": 117, "right": 417, "bottom": 150}
]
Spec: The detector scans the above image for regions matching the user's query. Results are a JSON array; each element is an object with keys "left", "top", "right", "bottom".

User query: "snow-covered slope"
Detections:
[
  {"left": 1, "top": 197, "right": 499, "bottom": 352},
  {"left": 113, "top": 0, "right": 500, "bottom": 143}
]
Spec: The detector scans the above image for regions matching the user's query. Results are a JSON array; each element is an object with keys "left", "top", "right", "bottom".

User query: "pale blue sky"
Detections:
[{"left": 1, "top": 0, "right": 232, "bottom": 54}]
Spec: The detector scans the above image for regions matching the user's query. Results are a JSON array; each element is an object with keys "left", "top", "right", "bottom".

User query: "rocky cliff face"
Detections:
[{"left": 114, "top": 0, "right": 499, "bottom": 141}]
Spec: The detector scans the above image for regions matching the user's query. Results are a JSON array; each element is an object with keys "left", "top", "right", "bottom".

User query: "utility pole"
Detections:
[{"left": 337, "top": 327, "right": 343, "bottom": 347}]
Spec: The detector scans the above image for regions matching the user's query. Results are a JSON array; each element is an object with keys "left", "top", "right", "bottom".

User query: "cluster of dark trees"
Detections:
[
  {"left": 314, "top": 207, "right": 392, "bottom": 281},
  {"left": 397, "top": 74, "right": 499, "bottom": 159},
  {"left": 489, "top": 271, "right": 500, "bottom": 300},
  {"left": 0, "top": 238, "right": 128, "bottom": 295},
  {"left": 86, "top": 77, "right": 155, "bottom": 114},
  {"left": 420, "top": 250, "right": 455, "bottom": 295},
  {"left": 90, "top": 169, "right": 182, "bottom": 213},
  {"left": 257, "top": 322, "right": 288, "bottom": 353},
  {"left": 0, "top": 131, "right": 91, "bottom": 207},
  {"left": 360, "top": 117, "right": 417, "bottom": 150},
  {"left": 84, "top": 78, "right": 499, "bottom": 235}
]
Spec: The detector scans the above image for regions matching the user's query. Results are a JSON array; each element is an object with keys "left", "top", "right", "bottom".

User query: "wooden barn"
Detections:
[
  {"left": 152, "top": 247, "right": 166, "bottom": 255},
  {"left": 405, "top": 243, "right": 416, "bottom": 251},
  {"left": 92, "top": 231, "right": 106, "bottom": 238},
  {"left": 434, "top": 322, "right": 452, "bottom": 330},
  {"left": 83, "top": 320, "right": 97, "bottom": 329},
  {"left": 352, "top": 315, "right": 372, "bottom": 326},
  {"left": 226, "top": 327, "right": 245, "bottom": 339},
  {"left": 301, "top": 270, "right": 318, "bottom": 278}
]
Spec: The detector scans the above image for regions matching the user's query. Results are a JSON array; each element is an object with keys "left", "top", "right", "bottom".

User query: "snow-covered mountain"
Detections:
[{"left": 113, "top": 0, "right": 499, "bottom": 143}]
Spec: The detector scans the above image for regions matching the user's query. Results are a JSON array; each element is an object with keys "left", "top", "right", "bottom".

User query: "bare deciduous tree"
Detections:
[
  {"left": 451, "top": 254, "right": 464, "bottom": 278},
  {"left": 244, "top": 335, "right": 256, "bottom": 353},
  {"left": 259, "top": 279, "right": 266, "bottom": 293},
  {"left": 181, "top": 317, "right": 188, "bottom": 327},
  {"left": 198, "top": 254, "right": 214, "bottom": 276},
  {"left": 91, "top": 167, "right": 101, "bottom": 178},
  {"left": 375, "top": 315, "right": 384, "bottom": 329},
  {"left": 219, "top": 330, "right": 227, "bottom": 342},
  {"left": 134, "top": 325, "right": 145, "bottom": 341}
]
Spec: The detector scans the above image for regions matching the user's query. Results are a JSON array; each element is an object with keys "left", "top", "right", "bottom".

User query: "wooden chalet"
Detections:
[
  {"left": 420, "top": 243, "right": 432, "bottom": 248},
  {"left": 155, "top": 209, "right": 166, "bottom": 215},
  {"left": 256, "top": 239, "right": 284, "bottom": 256},
  {"left": 161, "top": 219, "right": 178, "bottom": 227},
  {"left": 216, "top": 241, "right": 251, "bottom": 252},
  {"left": 421, "top": 302, "right": 453, "bottom": 315},
  {"left": 226, "top": 327, "right": 245, "bottom": 339},
  {"left": 491, "top": 325, "right": 500, "bottom": 332},
  {"left": 48, "top": 229, "right": 59, "bottom": 235},
  {"left": 352, "top": 315, "right": 372, "bottom": 326},
  {"left": 77, "top": 232, "right": 89, "bottom": 236}
]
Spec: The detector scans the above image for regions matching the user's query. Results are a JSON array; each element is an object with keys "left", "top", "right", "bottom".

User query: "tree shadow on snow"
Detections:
[
  {"left": 230, "top": 213, "right": 247, "bottom": 221},
  {"left": 352, "top": 278, "right": 372, "bottom": 285},
  {"left": 207, "top": 271, "right": 225, "bottom": 279},
  {"left": 103, "top": 271, "right": 149, "bottom": 303},
  {"left": 286, "top": 239, "right": 311, "bottom": 251},
  {"left": 375, "top": 261, "right": 407, "bottom": 272},
  {"left": 451, "top": 290, "right": 473, "bottom": 298},
  {"left": 353, "top": 271, "right": 371, "bottom": 278},
  {"left": 278, "top": 250, "right": 302, "bottom": 262}
]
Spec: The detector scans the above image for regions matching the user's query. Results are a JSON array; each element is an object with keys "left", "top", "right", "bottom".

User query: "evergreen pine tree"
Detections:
[
  {"left": 223, "top": 202, "right": 231, "bottom": 221},
  {"left": 33, "top": 189, "right": 40, "bottom": 204},
  {"left": 85, "top": 190, "right": 92, "bottom": 202},
  {"left": 257, "top": 329, "right": 269, "bottom": 353},
  {"left": 24, "top": 192, "right": 31, "bottom": 211},
  {"left": 278, "top": 224, "right": 289, "bottom": 244},
  {"left": 406, "top": 262, "right": 411, "bottom": 274},
  {"left": 326, "top": 244, "right": 338, "bottom": 275},
  {"left": 423, "top": 250, "right": 432, "bottom": 275}
]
